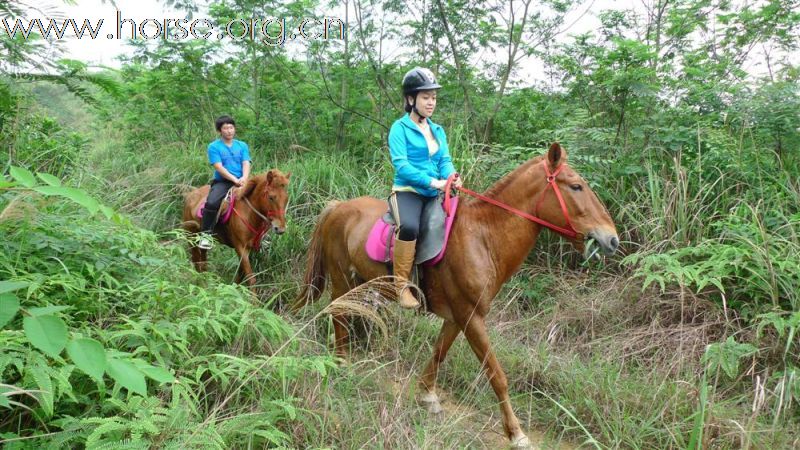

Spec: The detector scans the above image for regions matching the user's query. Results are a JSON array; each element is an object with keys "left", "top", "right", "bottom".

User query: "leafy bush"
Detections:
[
  {"left": 623, "top": 207, "right": 800, "bottom": 317},
  {"left": 0, "top": 169, "right": 335, "bottom": 448}
]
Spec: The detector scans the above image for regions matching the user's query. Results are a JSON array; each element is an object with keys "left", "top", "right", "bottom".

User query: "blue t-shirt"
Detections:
[{"left": 207, "top": 138, "right": 251, "bottom": 181}]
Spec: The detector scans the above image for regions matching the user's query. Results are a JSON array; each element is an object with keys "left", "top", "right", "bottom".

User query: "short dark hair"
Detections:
[{"left": 215, "top": 115, "right": 235, "bottom": 132}]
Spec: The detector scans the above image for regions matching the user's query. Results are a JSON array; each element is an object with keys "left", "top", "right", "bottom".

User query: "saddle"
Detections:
[
  {"left": 365, "top": 192, "right": 459, "bottom": 266},
  {"left": 195, "top": 188, "right": 236, "bottom": 225}
]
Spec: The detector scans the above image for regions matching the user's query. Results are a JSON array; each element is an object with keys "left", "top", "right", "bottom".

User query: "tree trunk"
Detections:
[
  {"left": 482, "top": 0, "right": 532, "bottom": 143},
  {"left": 336, "top": 0, "right": 351, "bottom": 152},
  {"left": 434, "top": 0, "right": 475, "bottom": 133}
]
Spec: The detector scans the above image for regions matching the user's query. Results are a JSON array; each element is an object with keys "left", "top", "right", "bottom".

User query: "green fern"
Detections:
[
  {"left": 27, "top": 353, "right": 54, "bottom": 418},
  {"left": 84, "top": 417, "right": 128, "bottom": 448}
]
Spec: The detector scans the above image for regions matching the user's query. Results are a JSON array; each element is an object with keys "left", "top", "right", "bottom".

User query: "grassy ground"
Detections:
[{"left": 280, "top": 266, "right": 797, "bottom": 449}]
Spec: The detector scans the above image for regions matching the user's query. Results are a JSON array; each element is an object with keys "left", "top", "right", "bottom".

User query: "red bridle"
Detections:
[
  {"left": 231, "top": 192, "right": 286, "bottom": 250},
  {"left": 445, "top": 161, "right": 582, "bottom": 240}
]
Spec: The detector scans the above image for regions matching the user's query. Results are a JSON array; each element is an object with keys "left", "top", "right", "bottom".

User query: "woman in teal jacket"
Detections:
[{"left": 388, "top": 67, "right": 462, "bottom": 309}]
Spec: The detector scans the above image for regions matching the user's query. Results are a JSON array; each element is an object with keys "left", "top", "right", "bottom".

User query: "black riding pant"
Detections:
[
  {"left": 390, "top": 191, "right": 438, "bottom": 242},
  {"left": 201, "top": 179, "right": 235, "bottom": 233}
]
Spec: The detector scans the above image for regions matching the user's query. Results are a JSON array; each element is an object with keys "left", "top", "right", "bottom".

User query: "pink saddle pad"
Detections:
[
  {"left": 365, "top": 197, "right": 459, "bottom": 266},
  {"left": 196, "top": 196, "right": 235, "bottom": 225}
]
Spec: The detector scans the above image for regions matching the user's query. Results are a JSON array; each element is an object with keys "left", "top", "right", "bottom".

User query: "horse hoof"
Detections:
[
  {"left": 336, "top": 358, "right": 351, "bottom": 368},
  {"left": 425, "top": 400, "right": 443, "bottom": 415},
  {"left": 510, "top": 434, "right": 532, "bottom": 449},
  {"left": 419, "top": 392, "right": 443, "bottom": 415}
]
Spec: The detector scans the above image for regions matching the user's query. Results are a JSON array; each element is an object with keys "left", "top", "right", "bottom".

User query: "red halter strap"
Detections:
[
  {"left": 446, "top": 162, "right": 582, "bottom": 240},
  {"left": 534, "top": 161, "right": 579, "bottom": 237},
  {"left": 232, "top": 193, "right": 285, "bottom": 251},
  {"left": 232, "top": 206, "right": 268, "bottom": 250}
]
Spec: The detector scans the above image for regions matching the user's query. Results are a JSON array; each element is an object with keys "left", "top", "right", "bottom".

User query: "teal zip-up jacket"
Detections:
[{"left": 388, "top": 114, "right": 456, "bottom": 198}]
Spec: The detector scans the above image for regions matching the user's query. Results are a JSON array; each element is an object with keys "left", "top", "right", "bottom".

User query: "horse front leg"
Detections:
[
  {"left": 459, "top": 315, "right": 530, "bottom": 449},
  {"left": 190, "top": 243, "right": 207, "bottom": 272},
  {"left": 233, "top": 251, "right": 244, "bottom": 284},
  {"left": 233, "top": 244, "right": 257, "bottom": 292},
  {"left": 418, "top": 320, "right": 460, "bottom": 414}
]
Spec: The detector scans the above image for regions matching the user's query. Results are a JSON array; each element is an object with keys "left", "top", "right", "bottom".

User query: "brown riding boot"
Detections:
[{"left": 393, "top": 238, "right": 420, "bottom": 309}]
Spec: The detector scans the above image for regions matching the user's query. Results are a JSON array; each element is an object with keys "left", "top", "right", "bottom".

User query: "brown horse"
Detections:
[
  {"left": 182, "top": 169, "right": 291, "bottom": 288},
  {"left": 295, "top": 143, "right": 618, "bottom": 448}
]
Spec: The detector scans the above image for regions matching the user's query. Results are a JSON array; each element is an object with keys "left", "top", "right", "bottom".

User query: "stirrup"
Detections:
[{"left": 197, "top": 234, "right": 213, "bottom": 250}]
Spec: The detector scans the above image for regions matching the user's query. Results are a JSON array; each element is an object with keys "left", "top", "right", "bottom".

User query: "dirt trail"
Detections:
[{"left": 387, "top": 377, "right": 578, "bottom": 450}]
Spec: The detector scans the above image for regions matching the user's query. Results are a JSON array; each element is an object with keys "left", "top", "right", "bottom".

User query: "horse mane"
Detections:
[
  {"left": 239, "top": 169, "right": 289, "bottom": 199},
  {"left": 239, "top": 174, "right": 265, "bottom": 199},
  {"left": 480, "top": 154, "right": 546, "bottom": 198}
]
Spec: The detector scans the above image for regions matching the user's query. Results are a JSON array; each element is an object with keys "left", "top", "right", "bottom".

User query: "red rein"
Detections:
[
  {"left": 232, "top": 200, "right": 285, "bottom": 251},
  {"left": 445, "top": 162, "right": 582, "bottom": 240}
]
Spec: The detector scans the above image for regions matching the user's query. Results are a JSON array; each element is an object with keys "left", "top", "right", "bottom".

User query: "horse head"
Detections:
[
  {"left": 239, "top": 169, "right": 291, "bottom": 234},
  {"left": 533, "top": 142, "right": 619, "bottom": 258}
]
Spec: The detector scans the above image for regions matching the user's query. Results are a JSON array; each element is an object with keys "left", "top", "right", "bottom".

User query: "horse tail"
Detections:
[{"left": 292, "top": 200, "right": 340, "bottom": 311}]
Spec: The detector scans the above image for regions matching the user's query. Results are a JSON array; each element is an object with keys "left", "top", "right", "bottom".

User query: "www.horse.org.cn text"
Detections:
[{"left": 1, "top": 11, "right": 346, "bottom": 46}]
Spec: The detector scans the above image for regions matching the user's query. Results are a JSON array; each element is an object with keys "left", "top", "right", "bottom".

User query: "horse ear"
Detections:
[
  {"left": 548, "top": 142, "right": 565, "bottom": 168},
  {"left": 266, "top": 170, "right": 274, "bottom": 185}
]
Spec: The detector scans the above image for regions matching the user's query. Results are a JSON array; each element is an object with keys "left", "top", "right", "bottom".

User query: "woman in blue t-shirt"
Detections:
[
  {"left": 198, "top": 115, "right": 251, "bottom": 250},
  {"left": 388, "top": 67, "right": 462, "bottom": 308}
]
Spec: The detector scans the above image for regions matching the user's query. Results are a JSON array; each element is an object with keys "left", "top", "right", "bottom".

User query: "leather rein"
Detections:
[
  {"left": 444, "top": 161, "right": 583, "bottom": 240},
  {"left": 230, "top": 188, "right": 285, "bottom": 250}
]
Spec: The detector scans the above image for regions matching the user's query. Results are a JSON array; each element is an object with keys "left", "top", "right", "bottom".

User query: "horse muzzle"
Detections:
[{"left": 585, "top": 229, "right": 619, "bottom": 259}]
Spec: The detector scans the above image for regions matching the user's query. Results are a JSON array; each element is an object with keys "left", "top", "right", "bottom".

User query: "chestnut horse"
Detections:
[
  {"left": 295, "top": 144, "right": 618, "bottom": 448},
  {"left": 182, "top": 169, "right": 290, "bottom": 289}
]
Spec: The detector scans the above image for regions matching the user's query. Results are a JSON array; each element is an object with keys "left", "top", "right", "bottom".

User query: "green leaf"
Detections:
[
  {"left": 23, "top": 315, "right": 68, "bottom": 358},
  {"left": 270, "top": 399, "right": 297, "bottom": 420},
  {"left": 85, "top": 418, "right": 126, "bottom": 448},
  {"left": 0, "top": 294, "right": 20, "bottom": 328},
  {"left": 138, "top": 365, "right": 176, "bottom": 384},
  {"left": 29, "top": 359, "right": 54, "bottom": 417},
  {"left": 0, "top": 394, "right": 9, "bottom": 408},
  {"left": 0, "top": 280, "right": 28, "bottom": 295},
  {"left": 31, "top": 186, "right": 100, "bottom": 215},
  {"left": 133, "top": 359, "right": 175, "bottom": 383},
  {"left": 709, "top": 278, "right": 726, "bottom": 293},
  {"left": 66, "top": 338, "right": 107, "bottom": 383},
  {"left": 9, "top": 166, "right": 36, "bottom": 188},
  {"left": 253, "top": 429, "right": 290, "bottom": 445},
  {"left": 99, "top": 205, "right": 116, "bottom": 219},
  {"left": 36, "top": 172, "right": 62, "bottom": 187},
  {"left": 107, "top": 358, "right": 147, "bottom": 396},
  {"left": 0, "top": 180, "right": 17, "bottom": 189},
  {"left": 27, "top": 305, "right": 71, "bottom": 317},
  {"left": 0, "top": 386, "right": 11, "bottom": 408}
]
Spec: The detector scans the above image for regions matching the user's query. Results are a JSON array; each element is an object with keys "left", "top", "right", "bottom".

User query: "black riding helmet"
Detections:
[
  {"left": 402, "top": 68, "right": 442, "bottom": 122},
  {"left": 402, "top": 67, "right": 442, "bottom": 95}
]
